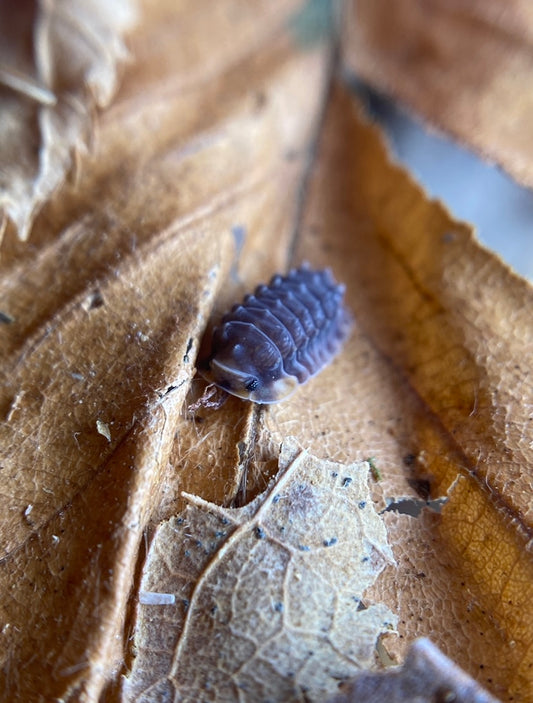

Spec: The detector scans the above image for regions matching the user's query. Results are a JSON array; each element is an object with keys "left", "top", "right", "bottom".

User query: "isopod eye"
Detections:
[{"left": 245, "top": 377, "right": 259, "bottom": 392}]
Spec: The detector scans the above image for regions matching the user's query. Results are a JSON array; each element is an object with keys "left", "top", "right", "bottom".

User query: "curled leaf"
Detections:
[{"left": 0, "top": 0, "right": 138, "bottom": 240}]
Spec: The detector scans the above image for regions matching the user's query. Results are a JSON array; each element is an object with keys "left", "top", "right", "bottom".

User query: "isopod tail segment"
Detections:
[{"left": 199, "top": 266, "right": 352, "bottom": 404}]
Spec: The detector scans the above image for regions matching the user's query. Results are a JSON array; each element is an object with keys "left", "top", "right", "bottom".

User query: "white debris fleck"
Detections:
[
  {"left": 96, "top": 419, "right": 111, "bottom": 442},
  {"left": 139, "top": 591, "right": 176, "bottom": 605}
]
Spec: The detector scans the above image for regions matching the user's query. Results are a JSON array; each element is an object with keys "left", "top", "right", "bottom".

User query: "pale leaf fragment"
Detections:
[
  {"left": 329, "top": 638, "right": 501, "bottom": 703},
  {"left": 123, "top": 439, "right": 397, "bottom": 702},
  {"left": 0, "top": 0, "right": 138, "bottom": 240}
]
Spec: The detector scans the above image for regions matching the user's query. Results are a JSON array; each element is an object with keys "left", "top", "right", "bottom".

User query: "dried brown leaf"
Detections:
[
  {"left": 258, "top": 81, "right": 533, "bottom": 702},
  {"left": 0, "top": 0, "right": 138, "bottom": 241},
  {"left": 0, "top": 1, "right": 532, "bottom": 701},
  {"left": 122, "top": 439, "right": 396, "bottom": 702},
  {"left": 342, "top": 0, "right": 533, "bottom": 189},
  {"left": 0, "top": 227, "right": 227, "bottom": 699}
]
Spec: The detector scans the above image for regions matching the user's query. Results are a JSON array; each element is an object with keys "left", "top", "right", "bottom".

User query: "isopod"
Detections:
[{"left": 200, "top": 266, "right": 352, "bottom": 404}]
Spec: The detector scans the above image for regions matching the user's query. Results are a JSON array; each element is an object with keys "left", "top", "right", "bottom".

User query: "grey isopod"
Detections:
[{"left": 201, "top": 266, "right": 352, "bottom": 404}]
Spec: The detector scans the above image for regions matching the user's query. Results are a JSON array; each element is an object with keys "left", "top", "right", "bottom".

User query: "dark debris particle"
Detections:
[
  {"left": 342, "top": 476, "right": 353, "bottom": 487},
  {"left": 403, "top": 453, "right": 417, "bottom": 467},
  {"left": 323, "top": 537, "right": 338, "bottom": 547},
  {"left": 384, "top": 497, "right": 437, "bottom": 517},
  {"left": 272, "top": 494, "right": 281, "bottom": 504},
  {"left": 214, "top": 530, "right": 226, "bottom": 538},
  {"left": 254, "top": 526, "right": 266, "bottom": 539},
  {"left": 87, "top": 289, "right": 104, "bottom": 310},
  {"left": 0, "top": 311, "right": 14, "bottom": 324},
  {"left": 435, "top": 688, "right": 456, "bottom": 703},
  {"left": 182, "top": 599, "right": 190, "bottom": 610},
  {"left": 361, "top": 556, "right": 369, "bottom": 563},
  {"left": 442, "top": 231, "right": 457, "bottom": 243},
  {"left": 358, "top": 501, "right": 366, "bottom": 509},
  {"left": 274, "top": 602, "right": 284, "bottom": 613},
  {"left": 220, "top": 517, "right": 230, "bottom": 525},
  {"left": 184, "top": 550, "right": 191, "bottom": 557},
  {"left": 183, "top": 337, "right": 194, "bottom": 363},
  {"left": 176, "top": 517, "right": 184, "bottom": 525},
  {"left": 331, "top": 471, "right": 338, "bottom": 478},
  {"left": 407, "top": 477, "right": 431, "bottom": 500},
  {"left": 298, "top": 544, "right": 311, "bottom": 552}
]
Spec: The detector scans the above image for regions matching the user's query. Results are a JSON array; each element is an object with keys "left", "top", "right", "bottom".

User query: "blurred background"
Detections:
[{"left": 355, "top": 83, "right": 533, "bottom": 282}]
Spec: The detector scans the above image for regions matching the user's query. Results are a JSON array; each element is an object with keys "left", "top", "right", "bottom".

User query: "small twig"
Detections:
[{"left": 0, "top": 64, "right": 57, "bottom": 106}]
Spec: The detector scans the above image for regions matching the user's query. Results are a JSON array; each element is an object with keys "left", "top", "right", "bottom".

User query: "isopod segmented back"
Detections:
[{"left": 202, "top": 267, "right": 352, "bottom": 404}]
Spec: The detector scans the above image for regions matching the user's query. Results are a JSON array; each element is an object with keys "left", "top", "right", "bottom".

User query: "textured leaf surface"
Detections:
[{"left": 123, "top": 439, "right": 396, "bottom": 702}]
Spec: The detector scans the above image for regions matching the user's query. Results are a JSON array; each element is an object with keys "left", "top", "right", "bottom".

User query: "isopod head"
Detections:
[{"left": 203, "top": 321, "right": 300, "bottom": 403}]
